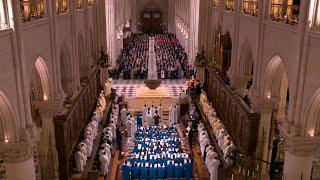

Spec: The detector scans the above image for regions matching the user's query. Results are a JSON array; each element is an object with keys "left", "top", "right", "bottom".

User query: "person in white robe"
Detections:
[
  {"left": 75, "top": 150, "right": 85, "bottom": 172},
  {"left": 78, "top": 143, "right": 88, "bottom": 166},
  {"left": 100, "top": 151, "right": 110, "bottom": 176},
  {"left": 150, "top": 105, "right": 155, "bottom": 117},
  {"left": 175, "top": 103, "right": 180, "bottom": 122},
  {"left": 126, "top": 118, "right": 134, "bottom": 137},
  {"left": 173, "top": 105, "right": 178, "bottom": 124},
  {"left": 205, "top": 149, "right": 218, "bottom": 168},
  {"left": 145, "top": 111, "right": 152, "bottom": 127},
  {"left": 209, "top": 158, "right": 220, "bottom": 180},
  {"left": 158, "top": 105, "right": 163, "bottom": 121},
  {"left": 121, "top": 107, "right": 127, "bottom": 124},
  {"left": 109, "top": 121, "right": 117, "bottom": 140},
  {"left": 83, "top": 139, "right": 93, "bottom": 157},
  {"left": 142, "top": 104, "right": 148, "bottom": 121},
  {"left": 169, "top": 106, "right": 175, "bottom": 126},
  {"left": 218, "top": 129, "right": 228, "bottom": 148}
]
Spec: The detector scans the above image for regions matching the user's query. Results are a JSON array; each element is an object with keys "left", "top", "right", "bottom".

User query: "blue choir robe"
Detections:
[
  {"left": 149, "top": 166, "right": 157, "bottom": 179},
  {"left": 122, "top": 165, "right": 131, "bottom": 180},
  {"left": 184, "top": 162, "right": 193, "bottom": 180},
  {"left": 137, "top": 115, "right": 142, "bottom": 127},
  {"left": 166, "top": 163, "right": 174, "bottom": 178},
  {"left": 174, "top": 164, "right": 183, "bottom": 179},
  {"left": 140, "top": 167, "right": 148, "bottom": 179},
  {"left": 131, "top": 166, "right": 140, "bottom": 179},
  {"left": 157, "top": 166, "right": 165, "bottom": 179}
]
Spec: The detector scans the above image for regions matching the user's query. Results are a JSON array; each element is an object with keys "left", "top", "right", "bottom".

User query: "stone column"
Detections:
[
  {"left": 251, "top": 97, "right": 277, "bottom": 176},
  {"left": 280, "top": 122, "right": 319, "bottom": 180},
  {"left": 33, "top": 100, "right": 64, "bottom": 179},
  {"left": 1, "top": 141, "right": 37, "bottom": 180}
]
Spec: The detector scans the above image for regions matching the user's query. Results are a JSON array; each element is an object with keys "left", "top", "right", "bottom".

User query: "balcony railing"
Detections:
[
  {"left": 20, "top": 0, "right": 45, "bottom": 23},
  {"left": 270, "top": 3, "right": 299, "bottom": 25},
  {"left": 213, "top": 0, "right": 219, "bottom": 7},
  {"left": 88, "top": 0, "right": 93, "bottom": 6},
  {"left": 225, "top": 0, "right": 235, "bottom": 11},
  {"left": 76, "top": 0, "right": 82, "bottom": 9},
  {"left": 243, "top": 1, "right": 258, "bottom": 17},
  {"left": 56, "top": 0, "right": 68, "bottom": 14},
  {"left": 0, "top": 2, "right": 10, "bottom": 29}
]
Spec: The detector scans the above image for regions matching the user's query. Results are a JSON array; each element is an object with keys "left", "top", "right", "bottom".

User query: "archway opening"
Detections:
[
  {"left": 60, "top": 45, "right": 73, "bottom": 98},
  {"left": 78, "top": 34, "right": 89, "bottom": 83},
  {"left": 263, "top": 55, "right": 289, "bottom": 178},
  {"left": 30, "top": 57, "right": 55, "bottom": 179},
  {"left": 140, "top": 1, "right": 163, "bottom": 34}
]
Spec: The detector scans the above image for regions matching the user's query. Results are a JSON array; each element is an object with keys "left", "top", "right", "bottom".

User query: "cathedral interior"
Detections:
[{"left": 0, "top": 0, "right": 320, "bottom": 179}]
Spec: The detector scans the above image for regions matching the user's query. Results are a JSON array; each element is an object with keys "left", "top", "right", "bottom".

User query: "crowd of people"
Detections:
[
  {"left": 154, "top": 34, "right": 189, "bottom": 79},
  {"left": 199, "top": 91, "right": 236, "bottom": 166},
  {"left": 142, "top": 104, "right": 163, "bottom": 127},
  {"left": 75, "top": 91, "right": 107, "bottom": 172},
  {"left": 110, "top": 33, "right": 194, "bottom": 80},
  {"left": 121, "top": 126, "right": 193, "bottom": 180},
  {"left": 98, "top": 101, "right": 119, "bottom": 176},
  {"left": 114, "top": 34, "right": 149, "bottom": 79}
]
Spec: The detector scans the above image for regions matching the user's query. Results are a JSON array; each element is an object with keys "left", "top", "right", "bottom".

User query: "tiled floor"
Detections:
[{"left": 111, "top": 79, "right": 187, "bottom": 99}]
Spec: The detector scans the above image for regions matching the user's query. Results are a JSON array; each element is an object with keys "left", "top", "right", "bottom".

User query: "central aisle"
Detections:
[{"left": 147, "top": 36, "right": 158, "bottom": 80}]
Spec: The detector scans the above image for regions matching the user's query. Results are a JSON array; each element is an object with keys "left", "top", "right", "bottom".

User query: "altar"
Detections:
[{"left": 127, "top": 85, "right": 178, "bottom": 113}]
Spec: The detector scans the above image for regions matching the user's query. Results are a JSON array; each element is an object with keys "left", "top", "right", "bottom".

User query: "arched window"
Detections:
[
  {"left": 269, "top": 0, "right": 300, "bottom": 25},
  {"left": 242, "top": 0, "right": 258, "bottom": 16},
  {"left": 310, "top": 0, "right": 320, "bottom": 30},
  {"left": 0, "top": 0, "right": 9, "bottom": 29},
  {"left": 20, "top": 0, "right": 45, "bottom": 22},
  {"left": 225, "top": 0, "right": 235, "bottom": 11},
  {"left": 88, "top": 0, "right": 93, "bottom": 6},
  {"left": 56, "top": 0, "right": 68, "bottom": 14},
  {"left": 212, "top": 0, "right": 219, "bottom": 7},
  {"left": 76, "top": 0, "right": 82, "bottom": 9}
]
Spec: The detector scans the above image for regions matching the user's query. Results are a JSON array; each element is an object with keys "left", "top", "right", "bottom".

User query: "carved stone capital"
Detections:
[
  {"left": 32, "top": 100, "right": 64, "bottom": 117},
  {"left": 278, "top": 120, "right": 320, "bottom": 156},
  {"left": 250, "top": 97, "right": 278, "bottom": 113},
  {"left": 0, "top": 140, "right": 35, "bottom": 163}
]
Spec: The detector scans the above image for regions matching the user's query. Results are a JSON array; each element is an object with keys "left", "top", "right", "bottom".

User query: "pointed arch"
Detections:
[
  {"left": 32, "top": 57, "right": 51, "bottom": 101},
  {"left": 0, "top": 91, "right": 19, "bottom": 142},
  {"left": 78, "top": 33, "right": 88, "bottom": 81},
  {"left": 239, "top": 40, "right": 253, "bottom": 78},
  {"left": 304, "top": 89, "right": 320, "bottom": 136},
  {"left": 90, "top": 28, "right": 95, "bottom": 59},
  {"left": 263, "top": 55, "right": 288, "bottom": 99},
  {"left": 60, "top": 43, "right": 73, "bottom": 97}
]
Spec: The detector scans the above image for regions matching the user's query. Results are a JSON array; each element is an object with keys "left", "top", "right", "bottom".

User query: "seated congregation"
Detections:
[{"left": 109, "top": 33, "right": 193, "bottom": 80}]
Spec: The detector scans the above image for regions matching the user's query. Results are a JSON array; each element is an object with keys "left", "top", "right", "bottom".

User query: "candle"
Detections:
[{"left": 231, "top": 174, "right": 234, "bottom": 180}]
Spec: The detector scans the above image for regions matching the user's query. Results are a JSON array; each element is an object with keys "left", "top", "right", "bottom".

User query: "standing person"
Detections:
[
  {"left": 116, "top": 125, "right": 123, "bottom": 153},
  {"left": 188, "top": 128, "right": 194, "bottom": 149},
  {"left": 154, "top": 111, "right": 160, "bottom": 126}
]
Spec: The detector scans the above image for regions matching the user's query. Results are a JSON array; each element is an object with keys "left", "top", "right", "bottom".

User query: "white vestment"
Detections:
[
  {"left": 121, "top": 108, "right": 127, "bottom": 123},
  {"left": 100, "top": 154, "right": 110, "bottom": 176},
  {"left": 75, "top": 151, "right": 85, "bottom": 172},
  {"left": 209, "top": 159, "right": 220, "bottom": 180},
  {"left": 84, "top": 139, "right": 93, "bottom": 157}
]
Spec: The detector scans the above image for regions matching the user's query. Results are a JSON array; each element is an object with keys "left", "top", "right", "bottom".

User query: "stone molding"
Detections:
[
  {"left": 250, "top": 97, "right": 278, "bottom": 113},
  {"left": 0, "top": 140, "right": 35, "bottom": 163},
  {"left": 280, "top": 120, "right": 320, "bottom": 156},
  {"left": 0, "top": 125, "right": 40, "bottom": 163}
]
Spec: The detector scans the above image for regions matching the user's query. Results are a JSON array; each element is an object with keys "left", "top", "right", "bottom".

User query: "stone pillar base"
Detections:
[
  {"left": 6, "top": 158, "right": 36, "bottom": 180},
  {"left": 283, "top": 152, "right": 313, "bottom": 180}
]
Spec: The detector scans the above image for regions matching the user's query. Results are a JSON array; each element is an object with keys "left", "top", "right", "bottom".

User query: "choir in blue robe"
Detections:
[{"left": 122, "top": 126, "right": 193, "bottom": 179}]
